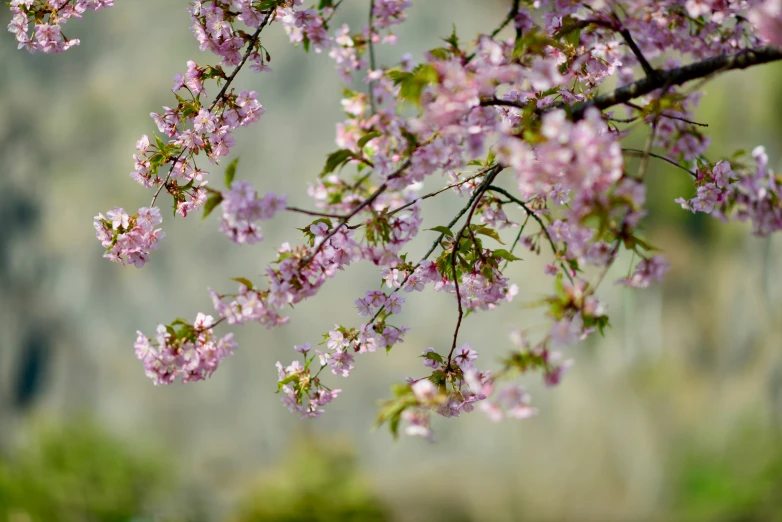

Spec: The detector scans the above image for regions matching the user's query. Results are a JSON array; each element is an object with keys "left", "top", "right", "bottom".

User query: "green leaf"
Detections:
[
  {"left": 422, "top": 352, "right": 444, "bottom": 363},
  {"left": 429, "top": 226, "right": 454, "bottom": 238},
  {"left": 202, "top": 192, "right": 224, "bottom": 220},
  {"left": 559, "top": 15, "right": 583, "bottom": 47},
  {"left": 443, "top": 24, "right": 459, "bottom": 49},
  {"left": 428, "top": 47, "right": 451, "bottom": 60},
  {"left": 474, "top": 225, "right": 505, "bottom": 244},
  {"left": 230, "top": 277, "right": 254, "bottom": 290},
  {"left": 224, "top": 157, "right": 239, "bottom": 188},
  {"left": 320, "top": 149, "right": 356, "bottom": 177},
  {"left": 386, "top": 69, "right": 412, "bottom": 85},
  {"left": 389, "top": 414, "right": 401, "bottom": 439},
  {"left": 395, "top": 64, "right": 438, "bottom": 106},
  {"left": 276, "top": 374, "right": 299, "bottom": 390},
  {"left": 493, "top": 249, "right": 521, "bottom": 262},
  {"left": 357, "top": 131, "right": 383, "bottom": 149}
]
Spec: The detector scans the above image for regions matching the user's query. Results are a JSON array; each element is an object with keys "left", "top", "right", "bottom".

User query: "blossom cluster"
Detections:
[
  {"left": 7, "top": 0, "right": 113, "bottom": 53},
  {"left": 676, "top": 149, "right": 782, "bottom": 235},
  {"left": 276, "top": 349, "right": 342, "bottom": 419},
  {"left": 93, "top": 206, "right": 164, "bottom": 268},
  {"left": 134, "top": 313, "right": 237, "bottom": 386},
  {"left": 219, "top": 182, "right": 287, "bottom": 244}
]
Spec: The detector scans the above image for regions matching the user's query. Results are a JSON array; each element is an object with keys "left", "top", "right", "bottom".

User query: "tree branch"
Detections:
[
  {"left": 368, "top": 165, "right": 504, "bottom": 324},
  {"left": 445, "top": 167, "right": 502, "bottom": 369},
  {"left": 480, "top": 47, "right": 782, "bottom": 120},
  {"left": 618, "top": 27, "right": 656, "bottom": 80},
  {"left": 568, "top": 46, "right": 782, "bottom": 120}
]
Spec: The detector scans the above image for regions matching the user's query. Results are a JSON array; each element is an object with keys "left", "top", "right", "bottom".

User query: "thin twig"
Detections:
[
  {"left": 300, "top": 158, "right": 412, "bottom": 267},
  {"left": 386, "top": 168, "right": 491, "bottom": 216},
  {"left": 368, "top": 165, "right": 504, "bottom": 324},
  {"left": 486, "top": 185, "right": 574, "bottom": 284},
  {"left": 368, "top": 0, "right": 378, "bottom": 115},
  {"left": 485, "top": 186, "right": 556, "bottom": 260},
  {"left": 464, "top": 0, "right": 522, "bottom": 63},
  {"left": 502, "top": 212, "right": 531, "bottom": 270},
  {"left": 622, "top": 148, "right": 697, "bottom": 177},
  {"left": 285, "top": 206, "right": 344, "bottom": 219},
  {"left": 322, "top": 0, "right": 345, "bottom": 26},
  {"left": 623, "top": 101, "right": 708, "bottom": 127}
]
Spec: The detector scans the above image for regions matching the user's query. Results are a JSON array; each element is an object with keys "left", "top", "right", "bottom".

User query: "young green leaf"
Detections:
[
  {"left": 202, "top": 192, "right": 224, "bottom": 220},
  {"left": 357, "top": 131, "right": 383, "bottom": 149},
  {"left": 429, "top": 226, "right": 454, "bottom": 238},
  {"left": 224, "top": 157, "right": 239, "bottom": 188},
  {"left": 320, "top": 149, "right": 356, "bottom": 177},
  {"left": 230, "top": 277, "right": 254, "bottom": 290}
]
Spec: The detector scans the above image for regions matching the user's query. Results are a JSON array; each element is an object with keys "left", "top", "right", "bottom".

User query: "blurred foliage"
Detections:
[
  {"left": 0, "top": 419, "right": 170, "bottom": 522},
  {"left": 230, "top": 436, "right": 390, "bottom": 522},
  {"left": 670, "top": 425, "right": 782, "bottom": 522}
]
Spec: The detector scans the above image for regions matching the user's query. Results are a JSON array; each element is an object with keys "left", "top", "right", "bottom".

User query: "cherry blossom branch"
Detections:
[
  {"left": 301, "top": 159, "right": 413, "bottom": 267},
  {"left": 150, "top": 12, "right": 274, "bottom": 209},
  {"left": 209, "top": 13, "right": 273, "bottom": 112},
  {"left": 485, "top": 186, "right": 558, "bottom": 257},
  {"left": 569, "top": 46, "right": 782, "bottom": 119},
  {"left": 368, "top": 165, "right": 504, "bottom": 324},
  {"left": 480, "top": 47, "right": 782, "bottom": 119},
  {"left": 445, "top": 167, "right": 502, "bottom": 369},
  {"left": 150, "top": 154, "right": 185, "bottom": 207}
]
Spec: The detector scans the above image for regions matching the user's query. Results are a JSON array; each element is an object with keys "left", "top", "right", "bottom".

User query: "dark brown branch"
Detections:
[
  {"left": 210, "top": 13, "right": 273, "bottom": 111},
  {"left": 618, "top": 28, "right": 657, "bottom": 79},
  {"left": 445, "top": 167, "right": 502, "bottom": 369},
  {"left": 568, "top": 46, "right": 782, "bottom": 120},
  {"left": 368, "top": 164, "right": 504, "bottom": 325},
  {"left": 490, "top": 0, "right": 522, "bottom": 39},
  {"left": 480, "top": 98, "right": 526, "bottom": 109},
  {"left": 482, "top": 47, "right": 782, "bottom": 120}
]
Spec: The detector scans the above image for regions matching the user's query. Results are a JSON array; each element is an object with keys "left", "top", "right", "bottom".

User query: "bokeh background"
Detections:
[{"left": 2, "top": 1, "right": 782, "bottom": 520}]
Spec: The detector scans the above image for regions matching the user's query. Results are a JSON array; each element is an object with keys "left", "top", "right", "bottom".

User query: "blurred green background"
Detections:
[{"left": 1, "top": 1, "right": 782, "bottom": 520}]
